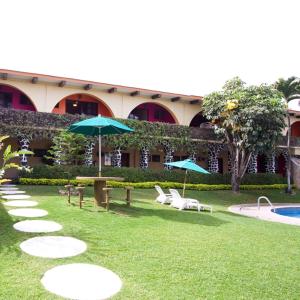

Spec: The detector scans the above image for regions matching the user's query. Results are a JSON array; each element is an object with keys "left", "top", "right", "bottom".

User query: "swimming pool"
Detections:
[{"left": 272, "top": 207, "right": 300, "bottom": 218}]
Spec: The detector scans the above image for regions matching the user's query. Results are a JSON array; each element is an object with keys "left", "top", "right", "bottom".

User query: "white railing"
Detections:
[{"left": 257, "top": 196, "right": 274, "bottom": 210}]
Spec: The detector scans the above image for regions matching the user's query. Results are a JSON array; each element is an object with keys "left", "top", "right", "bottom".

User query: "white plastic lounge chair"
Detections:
[
  {"left": 169, "top": 189, "right": 212, "bottom": 213},
  {"left": 154, "top": 185, "right": 173, "bottom": 204}
]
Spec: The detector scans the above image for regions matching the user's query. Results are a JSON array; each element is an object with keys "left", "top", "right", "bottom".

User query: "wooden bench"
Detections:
[
  {"left": 102, "top": 187, "right": 113, "bottom": 211},
  {"left": 124, "top": 186, "right": 134, "bottom": 206},
  {"left": 100, "top": 186, "right": 133, "bottom": 211},
  {"left": 64, "top": 184, "right": 74, "bottom": 205},
  {"left": 75, "top": 186, "right": 85, "bottom": 209}
]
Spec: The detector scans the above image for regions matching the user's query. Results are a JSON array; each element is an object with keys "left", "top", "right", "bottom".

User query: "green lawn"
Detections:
[{"left": 1, "top": 186, "right": 300, "bottom": 300}]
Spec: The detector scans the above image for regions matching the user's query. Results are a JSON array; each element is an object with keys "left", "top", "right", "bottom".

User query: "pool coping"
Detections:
[{"left": 228, "top": 203, "right": 300, "bottom": 226}]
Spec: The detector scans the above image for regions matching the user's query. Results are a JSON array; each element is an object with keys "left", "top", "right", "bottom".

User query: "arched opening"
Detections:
[
  {"left": 189, "top": 112, "right": 210, "bottom": 127},
  {"left": 257, "top": 154, "right": 267, "bottom": 173},
  {"left": 291, "top": 121, "right": 300, "bottom": 137},
  {"left": 52, "top": 93, "right": 113, "bottom": 117},
  {"left": 0, "top": 84, "right": 36, "bottom": 111},
  {"left": 128, "top": 103, "right": 176, "bottom": 124}
]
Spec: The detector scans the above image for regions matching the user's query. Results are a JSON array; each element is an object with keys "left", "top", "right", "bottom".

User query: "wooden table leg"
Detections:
[
  {"left": 64, "top": 185, "right": 73, "bottom": 205},
  {"left": 76, "top": 187, "right": 85, "bottom": 209},
  {"left": 125, "top": 186, "right": 134, "bottom": 207},
  {"left": 94, "top": 180, "right": 106, "bottom": 207}
]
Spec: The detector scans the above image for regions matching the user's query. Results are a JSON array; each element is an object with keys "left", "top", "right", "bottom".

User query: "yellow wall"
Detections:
[{"left": 1, "top": 78, "right": 202, "bottom": 126}]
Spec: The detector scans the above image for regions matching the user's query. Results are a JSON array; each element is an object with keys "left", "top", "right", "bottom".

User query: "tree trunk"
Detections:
[
  {"left": 286, "top": 114, "right": 292, "bottom": 193},
  {"left": 229, "top": 146, "right": 252, "bottom": 193},
  {"left": 231, "top": 149, "right": 240, "bottom": 193},
  {"left": 231, "top": 174, "right": 241, "bottom": 193}
]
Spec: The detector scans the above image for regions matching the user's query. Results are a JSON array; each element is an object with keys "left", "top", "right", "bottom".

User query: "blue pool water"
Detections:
[{"left": 272, "top": 207, "right": 300, "bottom": 218}]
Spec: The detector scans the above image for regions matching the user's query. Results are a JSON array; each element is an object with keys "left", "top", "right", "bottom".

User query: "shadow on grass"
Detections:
[
  {"left": 108, "top": 202, "right": 229, "bottom": 227},
  {"left": 218, "top": 210, "right": 254, "bottom": 219},
  {"left": 0, "top": 202, "right": 24, "bottom": 255}
]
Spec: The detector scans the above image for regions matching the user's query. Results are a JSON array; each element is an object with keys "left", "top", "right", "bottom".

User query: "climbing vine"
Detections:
[{"left": 0, "top": 108, "right": 212, "bottom": 153}]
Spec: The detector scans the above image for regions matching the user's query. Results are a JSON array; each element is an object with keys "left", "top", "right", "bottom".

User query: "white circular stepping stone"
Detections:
[
  {"left": 0, "top": 190, "right": 25, "bottom": 194},
  {"left": 8, "top": 208, "right": 48, "bottom": 218},
  {"left": 20, "top": 236, "right": 87, "bottom": 258},
  {"left": 13, "top": 220, "right": 62, "bottom": 233},
  {"left": 0, "top": 187, "right": 19, "bottom": 191},
  {"left": 2, "top": 195, "right": 31, "bottom": 200},
  {"left": 41, "top": 263, "right": 122, "bottom": 300},
  {"left": 4, "top": 200, "right": 38, "bottom": 207}
]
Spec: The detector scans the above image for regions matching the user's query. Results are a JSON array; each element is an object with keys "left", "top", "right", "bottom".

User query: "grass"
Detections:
[{"left": 1, "top": 186, "right": 300, "bottom": 299}]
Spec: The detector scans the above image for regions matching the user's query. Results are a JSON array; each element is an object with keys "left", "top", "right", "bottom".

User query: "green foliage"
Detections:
[
  {"left": 19, "top": 164, "right": 286, "bottom": 184},
  {"left": 18, "top": 177, "right": 289, "bottom": 191},
  {"left": 203, "top": 77, "right": 286, "bottom": 191},
  {"left": 102, "top": 118, "right": 192, "bottom": 151},
  {"left": 45, "top": 130, "right": 87, "bottom": 165},
  {"left": 203, "top": 77, "right": 286, "bottom": 154},
  {"left": 275, "top": 77, "right": 300, "bottom": 101},
  {"left": 275, "top": 76, "right": 300, "bottom": 193},
  {"left": 0, "top": 136, "right": 33, "bottom": 183},
  {"left": 0, "top": 108, "right": 208, "bottom": 152},
  {"left": 3, "top": 185, "right": 300, "bottom": 299}
]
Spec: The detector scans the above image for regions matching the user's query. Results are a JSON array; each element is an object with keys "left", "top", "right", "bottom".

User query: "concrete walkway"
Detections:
[{"left": 229, "top": 203, "right": 300, "bottom": 226}]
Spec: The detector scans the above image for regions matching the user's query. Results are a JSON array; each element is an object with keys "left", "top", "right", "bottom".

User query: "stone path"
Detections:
[
  {"left": 20, "top": 236, "right": 87, "bottom": 258},
  {"left": 0, "top": 190, "right": 26, "bottom": 194},
  {"left": 8, "top": 208, "right": 48, "bottom": 217},
  {"left": 41, "top": 263, "right": 123, "bottom": 300},
  {"left": 2, "top": 194, "right": 31, "bottom": 200},
  {"left": 4, "top": 184, "right": 123, "bottom": 299},
  {"left": 4, "top": 200, "right": 38, "bottom": 207},
  {"left": 0, "top": 187, "right": 19, "bottom": 191},
  {"left": 13, "top": 220, "right": 62, "bottom": 233}
]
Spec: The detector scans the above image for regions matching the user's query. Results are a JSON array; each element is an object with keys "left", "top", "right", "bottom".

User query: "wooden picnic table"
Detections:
[{"left": 76, "top": 176, "right": 124, "bottom": 207}]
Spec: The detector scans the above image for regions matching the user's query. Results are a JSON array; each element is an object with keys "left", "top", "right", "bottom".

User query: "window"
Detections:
[
  {"left": 130, "top": 108, "right": 148, "bottom": 121},
  {"left": 217, "top": 158, "right": 223, "bottom": 174},
  {"left": 151, "top": 155, "right": 160, "bottom": 162},
  {"left": 121, "top": 153, "right": 130, "bottom": 167},
  {"left": 0, "top": 92, "right": 12, "bottom": 108},
  {"left": 154, "top": 108, "right": 165, "bottom": 120},
  {"left": 66, "top": 100, "right": 98, "bottom": 116},
  {"left": 20, "top": 94, "right": 32, "bottom": 105},
  {"left": 104, "top": 153, "right": 112, "bottom": 166}
]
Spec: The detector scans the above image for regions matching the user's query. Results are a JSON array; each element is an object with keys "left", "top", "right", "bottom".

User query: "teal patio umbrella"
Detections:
[
  {"left": 68, "top": 115, "right": 134, "bottom": 176},
  {"left": 164, "top": 159, "right": 210, "bottom": 196}
]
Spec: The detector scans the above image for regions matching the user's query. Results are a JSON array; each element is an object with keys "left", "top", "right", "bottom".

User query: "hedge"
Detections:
[
  {"left": 18, "top": 178, "right": 290, "bottom": 191},
  {"left": 19, "top": 165, "right": 286, "bottom": 185}
]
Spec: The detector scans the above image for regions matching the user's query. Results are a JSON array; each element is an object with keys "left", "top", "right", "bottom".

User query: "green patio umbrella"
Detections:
[
  {"left": 164, "top": 159, "right": 210, "bottom": 196},
  {"left": 68, "top": 115, "right": 134, "bottom": 176}
]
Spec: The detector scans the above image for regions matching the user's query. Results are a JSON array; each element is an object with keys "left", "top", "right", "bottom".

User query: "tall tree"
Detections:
[
  {"left": 203, "top": 77, "right": 286, "bottom": 192},
  {"left": 275, "top": 77, "right": 300, "bottom": 193}
]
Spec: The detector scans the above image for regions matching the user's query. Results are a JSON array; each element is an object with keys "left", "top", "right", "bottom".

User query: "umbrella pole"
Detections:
[
  {"left": 183, "top": 169, "right": 187, "bottom": 197},
  {"left": 98, "top": 133, "right": 101, "bottom": 177}
]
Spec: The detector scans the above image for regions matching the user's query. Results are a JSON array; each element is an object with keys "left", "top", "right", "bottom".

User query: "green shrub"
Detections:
[
  {"left": 19, "top": 165, "right": 286, "bottom": 185},
  {"left": 18, "top": 178, "right": 289, "bottom": 191}
]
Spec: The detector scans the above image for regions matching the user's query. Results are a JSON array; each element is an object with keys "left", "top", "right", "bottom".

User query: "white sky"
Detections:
[{"left": 0, "top": 0, "right": 299, "bottom": 96}]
